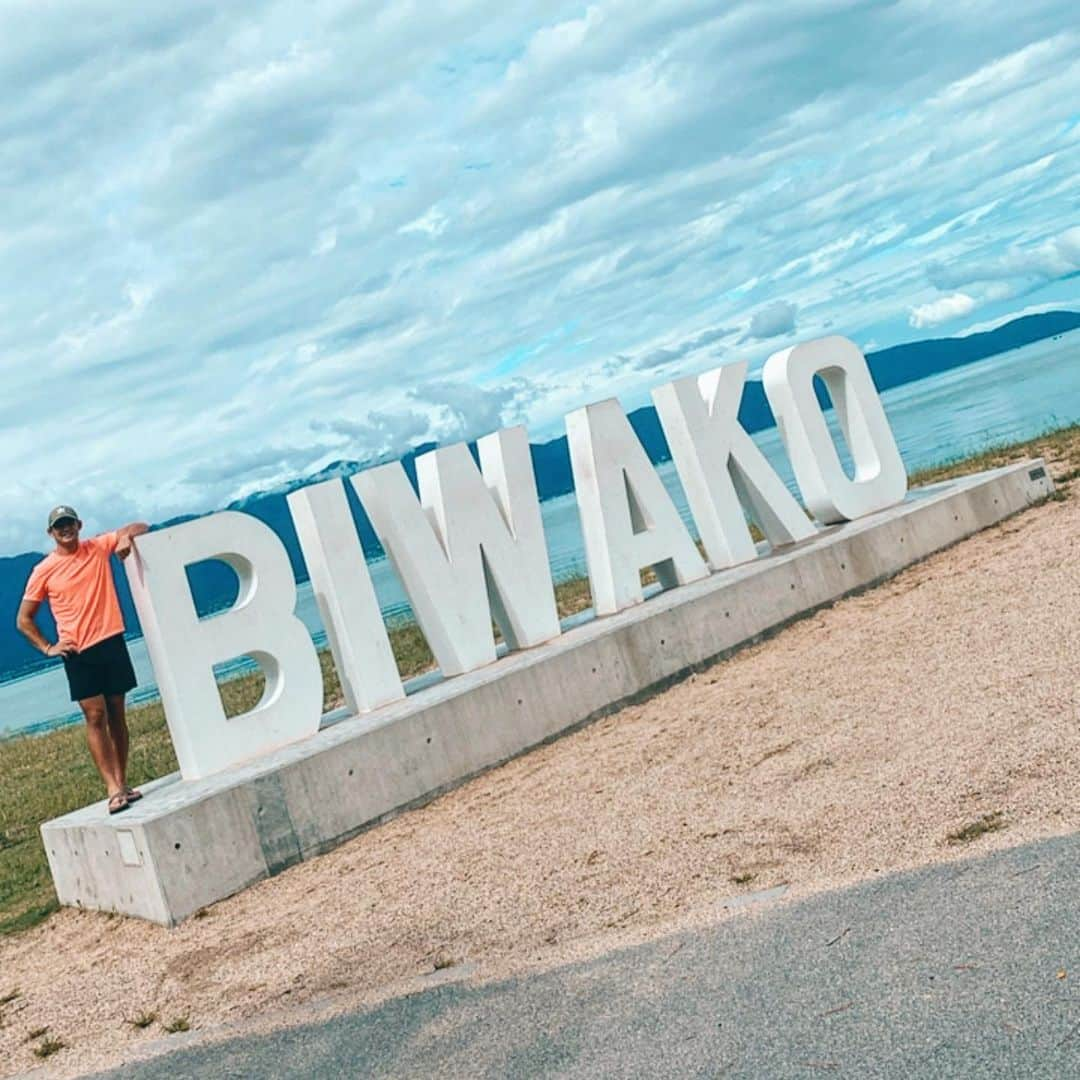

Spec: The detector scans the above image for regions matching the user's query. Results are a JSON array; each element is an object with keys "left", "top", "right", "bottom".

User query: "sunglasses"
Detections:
[{"left": 51, "top": 518, "right": 78, "bottom": 530}]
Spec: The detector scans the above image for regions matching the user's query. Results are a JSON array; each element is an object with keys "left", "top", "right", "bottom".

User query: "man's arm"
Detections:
[
  {"left": 16, "top": 599, "right": 73, "bottom": 657},
  {"left": 114, "top": 522, "right": 150, "bottom": 560}
]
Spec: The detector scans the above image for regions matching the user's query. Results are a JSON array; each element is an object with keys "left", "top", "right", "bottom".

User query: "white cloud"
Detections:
[
  {"left": 310, "top": 408, "right": 432, "bottom": 460},
  {"left": 909, "top": 292, "right": 977, "bottom": 329},
  {"left": 746, "top": 300, "right": 798, "bottom": 340},
  {"left": 928, "top": 225, "right": 1080, "bottom": 290},
  {"left": 1, "top": 1, "right": 1079, "bottom": 552},
  {"left": 415, "top": 378, "right": 544, "bottom": 443},
  {"left": 54, "top": 282, "right": 155, "bottom": 361},
  {"left": 400, "top": 207, "right": 450, "bottom": 238},
  {"left": 930, "top": 35, "right": 1073, "bottom": 109},
  {"left": 312, "top": 227, "right": 337, "bottom": 255},
  {"left": 959, "top": 300, "right": 1079, "bottom": 336}
]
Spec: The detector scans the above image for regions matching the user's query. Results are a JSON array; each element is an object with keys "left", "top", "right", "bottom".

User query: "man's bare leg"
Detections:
[
  {"left": 104, "top": 694, "right": 129, "bottom": 786},
  {"left": 80, "top": 695, "right": 124, "bottom": 797}
]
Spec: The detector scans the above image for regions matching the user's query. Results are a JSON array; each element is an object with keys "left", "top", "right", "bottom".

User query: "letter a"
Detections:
[{"left": 567, "top": 398, "right": 707, "bottom": 615}]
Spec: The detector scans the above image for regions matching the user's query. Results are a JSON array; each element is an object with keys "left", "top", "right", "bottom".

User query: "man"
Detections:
[{"left": 16, "top": 506, "right": 150, "bottom": 814}]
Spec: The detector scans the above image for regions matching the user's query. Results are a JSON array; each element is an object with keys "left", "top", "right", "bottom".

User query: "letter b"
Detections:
[{"left": 125, "top": 512, "right": 323, "bottom": 780}]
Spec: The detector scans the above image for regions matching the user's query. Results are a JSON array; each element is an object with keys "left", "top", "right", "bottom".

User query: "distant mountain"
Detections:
[
  {"left": 862, "top": 310, "right": 1080, "bottom": 391},
  {"left": 3, "top": 309, "right": 1077, "bottom": 684}
]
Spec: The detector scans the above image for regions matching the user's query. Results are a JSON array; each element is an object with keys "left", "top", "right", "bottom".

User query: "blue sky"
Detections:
[{"left": 1, "top": 1, "right": 1078, "bottom": 554}]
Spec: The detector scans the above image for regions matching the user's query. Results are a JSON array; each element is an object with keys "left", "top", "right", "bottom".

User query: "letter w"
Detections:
[{"left": 351, "top": 426, "right": 561, "bottom": 676}]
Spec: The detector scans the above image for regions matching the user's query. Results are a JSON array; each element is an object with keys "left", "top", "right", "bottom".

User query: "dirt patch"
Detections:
[{"left": 1, "top": 488, "right": 1078, "bottom": 1077}]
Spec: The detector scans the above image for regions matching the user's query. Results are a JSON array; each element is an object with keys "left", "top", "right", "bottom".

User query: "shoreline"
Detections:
[{"left": 3, "top": 416, "right": 1077, "bottom": 744}]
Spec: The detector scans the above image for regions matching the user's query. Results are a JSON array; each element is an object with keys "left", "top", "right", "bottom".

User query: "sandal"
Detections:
[
  {"left": 125, "top": 786, "right": 143, "bottom": 803},
  {"left": 108, "top": 792, "right": 130, "bottom": 815}
]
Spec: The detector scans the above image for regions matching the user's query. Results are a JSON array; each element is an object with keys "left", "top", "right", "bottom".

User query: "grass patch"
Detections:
[
  {"left": 431, "top": 951, "right": 456, "bottom": 972},
  {"left": 946, "top": 811, "right": 1007, "bottom": 845},
  {"left": 1, "top": 422, "right": 1077, "bottom": 939},
  {"left": 906, "top": 421, "right": 1080, "bottom": 488},
  {"left": 0, "top": 575, "right": 593, "bottom": 936},
  {"left": 33, "top": 1034, "right": 65, "bottom": 1059},
  {"left": 731, "top": 872, "right": 756, "bottom": 885},
  {"left": 162, "top": 1016, "right": 191, "bottom": 1034},
  {"left": 128, "top": 1010, "right": 157, "bottom": 1030}
]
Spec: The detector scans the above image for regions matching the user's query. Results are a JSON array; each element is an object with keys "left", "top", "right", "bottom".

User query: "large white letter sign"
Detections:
[
  {"left": 125, "top": 513, "right": 323, "bottom": 780},
  {"left": 567, "top": 398, "right": 708, "bottom": 616},
  {"left": 288, "top": 480, "right": 405, "bottom": 716},
  {"left": 351, "top": 426, "right": 560, "bottom": 678},
  {"left": 763, "top": 336, "right": 907, "bottom": 524},
  {"left": 652, "top": 361, "right": 816, "bottom": 570}
]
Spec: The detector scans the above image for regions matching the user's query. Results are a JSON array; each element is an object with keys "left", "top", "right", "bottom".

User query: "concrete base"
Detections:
[{"left": 42, "top": 461, "right": 1053, "bottom": 925}]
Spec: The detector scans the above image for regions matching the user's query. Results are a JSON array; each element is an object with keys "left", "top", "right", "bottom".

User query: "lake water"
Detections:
[{"left": 2, "top": 330, "right": 1077, "bottom": 738}]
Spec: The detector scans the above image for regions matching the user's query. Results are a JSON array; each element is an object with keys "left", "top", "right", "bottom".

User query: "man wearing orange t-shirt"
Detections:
[{"left": 17, "top": 505, "right": 149, "bottom": 814}]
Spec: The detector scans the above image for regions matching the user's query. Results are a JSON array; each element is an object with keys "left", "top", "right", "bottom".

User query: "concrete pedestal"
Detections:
[{"left": 42, "top": 461, "right": 1053, "bottom": 925}]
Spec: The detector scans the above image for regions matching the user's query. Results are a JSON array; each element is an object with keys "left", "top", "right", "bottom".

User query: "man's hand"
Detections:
[
  {"left": 49, "top": 636, "right": 77, "bottom": 658},
  {"left": 115, "top": 522, "right": 149, "bottom": 560}
]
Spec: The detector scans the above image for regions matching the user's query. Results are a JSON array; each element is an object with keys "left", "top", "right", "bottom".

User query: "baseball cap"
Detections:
[{"left": 47, "top": 505, "right": 80, "bottom": 529}]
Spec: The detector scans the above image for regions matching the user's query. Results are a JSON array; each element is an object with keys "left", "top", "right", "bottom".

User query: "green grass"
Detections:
[
  {"left": 2, "top": 422, "right": 1078, "bottom": 938},
  {"left": 33, "top": 1034, "right": 65, "bottom": 1059},
  {"left": 906, "top": 421, "right": 1080, "bottom": 488},
  {"left": 946, "top": 811, "right": 1007, "bottom": 845}
]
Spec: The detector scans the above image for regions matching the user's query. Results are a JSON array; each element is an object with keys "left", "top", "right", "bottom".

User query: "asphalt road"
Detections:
[{"left": 90, "top": 833, "right": 1079, "bottom": 1079}]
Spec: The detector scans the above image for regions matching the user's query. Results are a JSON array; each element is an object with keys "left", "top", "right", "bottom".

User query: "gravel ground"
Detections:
[
  {"left": 86, "top": 834, "right": 1080, "bottom": 1080},
  {"left": 1, "top": 484, "right": 1077, "bottom": 1079}
]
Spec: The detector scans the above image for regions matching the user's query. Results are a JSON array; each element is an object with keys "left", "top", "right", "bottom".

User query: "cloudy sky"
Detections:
[{"left": 1, "top": 0, "right": 1078, "bottom": 554}]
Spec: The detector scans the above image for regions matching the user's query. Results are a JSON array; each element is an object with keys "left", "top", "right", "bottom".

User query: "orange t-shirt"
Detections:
[{"left": 23, "top": 533, "right": 126, "bottom": 652}]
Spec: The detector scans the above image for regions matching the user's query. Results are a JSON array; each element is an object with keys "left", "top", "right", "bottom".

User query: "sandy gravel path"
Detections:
[{"left": 1, "top": 485, "right": 1077, "bottom": 1078}]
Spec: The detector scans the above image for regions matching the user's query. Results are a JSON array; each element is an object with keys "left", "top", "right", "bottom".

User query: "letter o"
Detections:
[{"left": 763, "top": 336, "right": 907, "bottom": 524}]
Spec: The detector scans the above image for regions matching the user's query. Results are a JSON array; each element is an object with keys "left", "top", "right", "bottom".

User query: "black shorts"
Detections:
[{"left": 62, "top": 634, "right": 138, "bottom": 702}]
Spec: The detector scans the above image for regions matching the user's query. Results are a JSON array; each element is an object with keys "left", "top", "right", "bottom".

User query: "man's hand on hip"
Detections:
[{"left": 48, "top": 637, "right": 77, "bottom": 658}]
